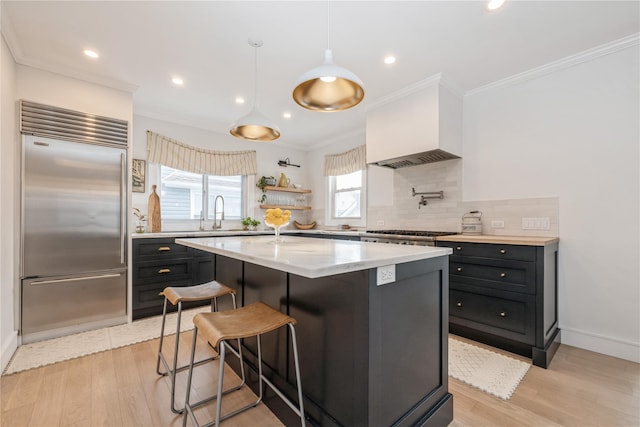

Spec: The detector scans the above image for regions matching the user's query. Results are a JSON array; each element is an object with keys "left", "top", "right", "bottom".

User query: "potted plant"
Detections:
[
  {"left": 256, "top": 176, "right": 276, "bottom": 203},
  {"left": 241, "top": 217, "right": 252, "bottom": 231},
  {"left": 133, "top": 208, "right": 147, "bottom": 233},
  {"left": 250, "top": 218, "right": 261, "bottom": 231}
]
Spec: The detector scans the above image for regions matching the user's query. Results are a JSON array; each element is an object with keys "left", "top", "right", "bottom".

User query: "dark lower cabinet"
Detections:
[
  {"left": 437, "top": 240, "right": 560, "bottom": 368},
  {"left": 296, "top": 233, "right": 361, "bottom": 241},
  {"left": 215, "top": 254, "right": 452, "bottom": 427},
  {"left": 131, "top": 238, "right": 215, "bottom": 319}
]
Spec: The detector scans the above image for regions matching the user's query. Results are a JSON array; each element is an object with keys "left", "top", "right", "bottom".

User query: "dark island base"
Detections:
[
  {"left": 225, "top": 354, "right": 454, "bottom": 427},
  {"left": 450, "top": 324, "right": 561, "bottom": 368},
  {"left": 213, "top": 254, "right": 454, "bottom": 427}
]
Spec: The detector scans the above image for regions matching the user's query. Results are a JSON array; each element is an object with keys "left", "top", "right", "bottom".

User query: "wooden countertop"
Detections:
[{"left": 436, "top": 234, "right": 559, "bottom": 246}]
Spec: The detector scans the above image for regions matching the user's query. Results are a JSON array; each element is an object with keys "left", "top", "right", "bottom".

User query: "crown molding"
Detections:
[
  {"left": 1, "top": 5, "right": 23, "bottom": 62},
  {"left": 306, "top": 127, "right": 366, "bottom": 152},
  {"left": 365, "top": 72, "right": 465, "bottom": 112},
  {"left": 16, "top": 56, "right": 139, "bottom": 93},
  {"left": 466, "top": 33, "right": 640, "bottom": 97}
]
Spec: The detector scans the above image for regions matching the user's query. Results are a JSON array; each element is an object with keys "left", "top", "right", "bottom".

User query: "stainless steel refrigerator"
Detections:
[{"left": 21, "top": 134, "right": 128, "bottom": 343}]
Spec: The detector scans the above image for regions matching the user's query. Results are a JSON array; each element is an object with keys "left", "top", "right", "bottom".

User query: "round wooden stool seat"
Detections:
[
  {"left": 194, "top": 301, "right": 296, "bottom": 347},
  {"left": 160, "top": 281, "right": 235, "bottom": 306}
]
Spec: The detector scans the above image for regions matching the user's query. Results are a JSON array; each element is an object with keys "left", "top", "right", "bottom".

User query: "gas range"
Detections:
[{"left": 361, "top": 230, "right": 458, "bottom": 246}]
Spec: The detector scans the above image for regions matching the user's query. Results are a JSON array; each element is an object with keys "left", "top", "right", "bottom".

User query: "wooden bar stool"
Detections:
[
  {"left": 157, "top": 281, "right": 241, "bottom": 414},
  {"left": 183, "top": 301, "right": 306, "bottom": 427}
]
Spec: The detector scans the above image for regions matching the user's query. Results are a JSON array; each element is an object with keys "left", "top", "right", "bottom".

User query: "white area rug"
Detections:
[
  {"left": 4, "top": 313, "right": 530, "bottom": 401},
  {"left": 3, "top": 306, "right": 210, "bottom": 376},
  {"left": 448, "top": 337, "right": 530, "bottom": 400}
]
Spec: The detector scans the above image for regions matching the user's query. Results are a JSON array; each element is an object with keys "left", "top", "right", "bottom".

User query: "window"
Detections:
[
  {"left": 160, "top": 165, "right": 243, "bottom": 220},
  {"left": 326, "top": 170, "right": 366, "bottom": 226}
]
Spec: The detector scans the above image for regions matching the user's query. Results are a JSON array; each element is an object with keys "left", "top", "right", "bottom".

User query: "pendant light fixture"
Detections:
[
  {"left": 230, "top": 37, "right": 280, "bottom": 142},
  {"left": 292, "top": 1, "right": 365, "bottom": 112}
]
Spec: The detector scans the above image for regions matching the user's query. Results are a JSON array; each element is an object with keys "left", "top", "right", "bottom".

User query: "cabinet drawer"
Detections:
[
  {"left": 449, "top": 289, "right": 535, "bottom": 344},
  {"left": 133, "top": 258, "right": 192, "bottom": 285},
  {"left": 133, "top": 238, "right": 189, "bottom": 260},
  {"left": 132, "top": 282, "right": 166, "bottom": 309},
  {"left": 450, "top": 257, "right": 535, "bottom": 294},
  {"left": 440, "top": 242, "right": 536, "bottom": 261},
  {"left": 132, "top": 282, "right": 211, "bottom": 320}
]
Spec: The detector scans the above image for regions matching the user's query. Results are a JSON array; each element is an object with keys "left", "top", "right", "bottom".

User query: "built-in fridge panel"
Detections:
[
  {"left": 21, "top": 270, "right": 127, "bottom": 343},
  {"left": 19, "top": 100, "right": 129, "bottom": 343},
  {"left": 22, "top": 136, "right": 126, "bottom": 278}
]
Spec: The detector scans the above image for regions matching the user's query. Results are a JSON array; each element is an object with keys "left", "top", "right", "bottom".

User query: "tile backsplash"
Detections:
[{"left": 366, "top": 159, "right": 558, "bottom": 236}]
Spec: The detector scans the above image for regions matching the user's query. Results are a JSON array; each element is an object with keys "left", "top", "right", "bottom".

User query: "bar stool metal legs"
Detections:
[
  {"left": 156, "top": 281, "right": 241, "bottom": 414},
  {"left": 182, "top": 302, "right": 305, "bottom": 427}
]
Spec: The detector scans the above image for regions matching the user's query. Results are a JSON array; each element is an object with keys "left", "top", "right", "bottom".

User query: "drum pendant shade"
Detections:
[
  {"left": 230, "top": 107, "right": 280, "bottom": 142},
  {"left": 293, "top": 49, "right": 365, "bottom": 112},
  {"left": 230, "top": 38, "right": 280, "bottom": 142}
]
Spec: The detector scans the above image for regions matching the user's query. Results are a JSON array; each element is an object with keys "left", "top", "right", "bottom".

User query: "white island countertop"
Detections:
[{"left": 176, "top": 235, "right": 452, "bottom": 279}]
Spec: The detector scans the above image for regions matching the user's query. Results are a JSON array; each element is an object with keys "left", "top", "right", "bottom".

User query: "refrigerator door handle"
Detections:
[
  {"left": 30, "top": 273, "right": 122, "bottom": 286},
  {"left": 120, "top": 153, "right": 126, "bottom": 265}
]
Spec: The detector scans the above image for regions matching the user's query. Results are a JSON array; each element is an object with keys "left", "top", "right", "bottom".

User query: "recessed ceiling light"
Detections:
[
  {"left": 83, "top": 49, "right": 99, "bottom": 59},
  {"left": 235, "top": 97, "right": 245, "bottom": 105},
  {"left": 171, "top": 77, "right": 184, "bottom": 86},
  {"left": 487, "top": 0, "right": 506, "bottom": 11},
  {"left": 384, "top": 56, "right": 396, "bottom": 65},
  {"left": 283, "top": 112, "right": 292, "bottom": 119}
]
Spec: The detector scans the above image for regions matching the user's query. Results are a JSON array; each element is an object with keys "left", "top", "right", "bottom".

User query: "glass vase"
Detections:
[{"left": 264, "top": 218, "right": 289, "bottom": 243}]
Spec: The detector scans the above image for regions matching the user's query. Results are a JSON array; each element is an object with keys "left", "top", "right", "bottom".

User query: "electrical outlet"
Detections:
[
  {"left": 491, "top": 220, "right": 505, "bottom": 228},
  {"left": 376, "top": 220, "right": 385, "bottom": 226},
  {"left": 377, "top": 265, "right": 396, "bottom": 286},
  {"left": 522, "top": 217, "right": 550, "bottom": 230}
]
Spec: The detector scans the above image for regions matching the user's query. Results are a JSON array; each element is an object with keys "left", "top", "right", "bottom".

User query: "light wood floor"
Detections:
[{"left": 1, "top": 332, "right": 638, "bottom": 427}]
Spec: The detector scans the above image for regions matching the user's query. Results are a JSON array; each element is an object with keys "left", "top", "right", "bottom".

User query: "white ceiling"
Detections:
[{"left": 2, "top": 1, "right": 639, "bottom": 150}]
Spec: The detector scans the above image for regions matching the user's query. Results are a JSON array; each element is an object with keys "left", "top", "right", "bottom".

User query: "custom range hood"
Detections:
[{"left": 366, "top": 74, "right": 462, "bottom": 169}]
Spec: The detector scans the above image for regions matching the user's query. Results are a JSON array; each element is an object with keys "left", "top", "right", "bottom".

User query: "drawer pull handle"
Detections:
[
  {"left": 500, "top": 272, "right": 507, "bottom": 278},
  {"left": 158, "top": 268, "right": 171, "bottom": 274},
  {"left": 158, "top": 247, "right": 171, "bottom": 252},
  {"left": 456, "top": 302, "right": 463, "bottom": 307},
  {"left": 456, "top": 246, "right": 462, "bottom": 251},
  {"left": 457, "top": 267, "right": 463, "bottom": 272},
  {"left": 499, "top": 311, "right": 507, "bottom": 317},
  {"left": 499, "top": 249, "right": 507, "bottom": 254}
]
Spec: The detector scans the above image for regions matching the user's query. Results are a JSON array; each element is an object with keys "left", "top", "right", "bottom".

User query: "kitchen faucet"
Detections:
[{"left": 213, "top": 195, "right": 224, "bottom": 229}]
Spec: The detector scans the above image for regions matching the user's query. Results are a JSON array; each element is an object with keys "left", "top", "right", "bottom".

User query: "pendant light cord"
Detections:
[
  {"left": 253, "top": 44, "right": 259, "bottom": 108},
  {"left": 326, "top": 0, "right": 331, "bottom": 50}
]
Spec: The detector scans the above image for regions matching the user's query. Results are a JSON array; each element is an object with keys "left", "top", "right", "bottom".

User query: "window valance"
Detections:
[
  {"left": 324, "top": 145, "right": 367, "bottom": 176},
  {"left": 146, "top": 130, "right": 257, "bottom": 176}
]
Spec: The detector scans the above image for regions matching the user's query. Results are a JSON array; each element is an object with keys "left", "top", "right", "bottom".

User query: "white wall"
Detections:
[
  {"left": 1, "top": 34, "right": 18, "bottom": 372},
  {"left": 463, "top": 45, "right": 639, "bottom": 362},
  {"left": 16, "top": 66, "right": 133, "bottom": 122},
  {"left": 131, "top": 115, "right": 312, "bottom": 229}
]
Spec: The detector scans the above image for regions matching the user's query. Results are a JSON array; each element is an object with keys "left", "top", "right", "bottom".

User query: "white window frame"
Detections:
[
  {"left": 155, "top": 164, "right": 246, "bottom": 223},
  {"left": 325, "top": 169, "right": 367, "bottom": 227}
]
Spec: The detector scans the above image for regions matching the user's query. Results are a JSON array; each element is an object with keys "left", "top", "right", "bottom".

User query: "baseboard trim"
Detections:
[
  {"left": 1, "top": 330, "right": 18, "bottom": 373},
  {"left": 561, "top": 327, "right": 639, "bottom": 363}
]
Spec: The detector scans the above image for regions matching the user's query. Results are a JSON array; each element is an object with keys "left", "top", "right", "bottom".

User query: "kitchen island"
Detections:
[{"left": 177, "top": 235, "right": 453, "bottom": 427}]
